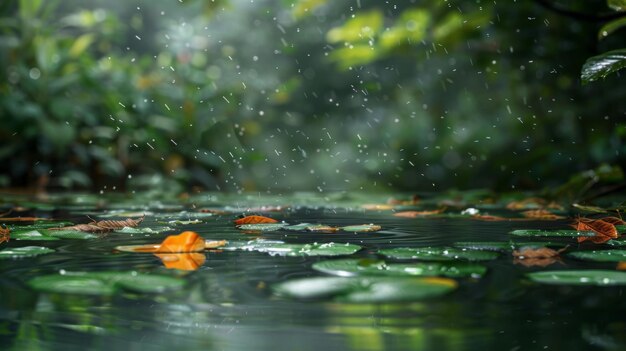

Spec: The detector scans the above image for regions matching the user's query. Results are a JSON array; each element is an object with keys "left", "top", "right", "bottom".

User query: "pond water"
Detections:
[{"left": 0, "top": 192, "right": 624, "bottom": 350}]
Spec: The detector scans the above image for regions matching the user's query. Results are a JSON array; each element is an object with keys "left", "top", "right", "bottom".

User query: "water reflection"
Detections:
[{"left": 155, "top": 253, "right": 206, "bottom": 271}]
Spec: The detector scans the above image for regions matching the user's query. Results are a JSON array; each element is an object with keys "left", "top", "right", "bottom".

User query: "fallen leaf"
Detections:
[
  {"left": 617, "top": 262, "right": 626, "bottom": 271},
  {"left": 0, "top": 226, "right": 9, "bottom": 244},
  {"left": 234, "top": 215, "right": 278, "bottom": 226},
  {"left": 205, "top": 240, "right": 227, "bottom": 249},
  {"left": 306, "top": 225, "right": 339, "bottom": 233},
  {"left": 198, "top": 208, "right": 230, "bottom": 215},
  {"left": 512, "top": 246, "right": 567, "bottom": 259},
  {"left": 572, "top": 218, "right": 618, "bottom": 244},
  {"left": 599, "top": 216, "right": 626, "bottom": 226},
  {"left": 362, "top": 204, "right": 395, "bottom": 210},
  {"left": 393, "top": 208, "right": 446, "bottom": 218},
  {"left": 387, "top": 195, "right": 420, "bottom": 206},
  {"left": 50, "top": 216, "right": 144, "bottom": 233},
  {"left": 157, "top": 231, "right": 205, "bottom": 253},
  {"left": 154, "top": 253, "right": 206, "bottom": 271},
  {"left": 506, "top": 198, "right": 547, "bottom": 210},
  {"left": 471, "top": 214, "right": 509, "bottom": 221},
  {"left": 521, "top": 209, "right": 565, "bottom": 220},
  {"left": 513, "top": 257, "right": 562, "bottom": 267}
]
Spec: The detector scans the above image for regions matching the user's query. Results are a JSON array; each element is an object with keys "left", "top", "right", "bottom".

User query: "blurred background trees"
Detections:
[{"left": 1, "top": 0, "right": 624, "bottom": 193}]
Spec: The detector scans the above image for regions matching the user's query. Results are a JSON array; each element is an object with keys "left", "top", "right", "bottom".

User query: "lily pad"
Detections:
[
  {"left": 605, "top": 239, "right": 626, "bottom": 247},
  {"left": 312, "top": 259, "right": 486, "bottom": 278},
  {"left": 0, "top": 246, "right": 55, "bottom": 259},
  {"left": 28, "top": 271, "right": 185, "bottom": 296},
  {"left": 509, "top": 229, "right": 596, "bottom": 237},
  {"left": 568, "top": 250, "right": 626, "bottom": 262},
  {"left": 236, "top": 223, "right": 289, "bottom": 231},
  {"left": 46, "top": 230, "right": 99, "bottom": 240},
  {"left": 273, "top": 276, "right": 457, "bottom": 303},
  {"left": 378, "top": 247, "right": 498, "bottom": 261},
  {"left": 11, "top": 229, "right": 97, "bottom": 240},
  {"left": 617, "top": 225, "right": 626, "bottom": 233},
  {"left": 454, "top": 241, "right": 565, "bottom": 252},
  {"left": 527, "top": 270, "right": 626, "bottom": 286},
  {"left": 224, "top": 239, "right": 361, "bottom": 257},
  {"left": 283, "top": 223, "right": 315, "bottom": 231},
  {"left": 340, "top": 224, "right": 382, "bottom": 232},
  {"left": 115, "top": 226, "right": 172, "bottom": 234},
  {"left": 11, "top": 230, "right": 60, "bottom": 241},
  {"left": 163, "top": 219, "right": 203, "bottom": 225}
]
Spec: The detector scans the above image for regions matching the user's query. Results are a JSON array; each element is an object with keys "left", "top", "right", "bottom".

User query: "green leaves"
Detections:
[
  {"left": 378, "top": 247, "right": 498, "bottom": 261},
  {"left": 509, "top": 229, "right": 595, "bottom": 237},
  {"left": 454, "top": 241, "right": 564, "bottom": 251},
  {"left": 527, "top": 270, "right": 626, "bottom": 286},
  {"left": 225, "top": 240, "right": 362, "bottom": 257},
  {"left": 312, "top": 259, "right": 487, "bottom": 278},
  {"left": 581, "top": 49, "right": 626, "bottom": 84},
  {"left": 11, "top": 229, "right": 97, "bottom": 240},
  {"left": 28, "top": 271, "right": 185, "bottom": 296},
  {"left": 608, "top": 0, "right": 626, "bottom": 11},
  {"left": 568, "top": 250, "right": 626, "bottom": 262},
  {"left": 0, "top": 246, "right": 54, "bottom": 259},
  {"left": 273, "top": 276, "right": 457, "bottom": 303}
]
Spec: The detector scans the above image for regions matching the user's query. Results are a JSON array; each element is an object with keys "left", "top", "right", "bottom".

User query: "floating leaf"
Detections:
[
  {"left": 28, "top": 271, "right": 185, "bottom": 296},
  {"left": 471, "top": 214, "right": 509, "bottom": 221},
  {"left": 283, "top": 223, "right": 316, "bottom": 231},
  {"left": 527, "top": 270, "right": 626, "bottom": 286},
  {"left": 10, "top": 229, "right": 60, "bottom": 241},
  {"left": 234, "top": 215, "right": 278, "bottom": 226},
  {"left": 11, "top": 229, "right": 96, "bottom": 240},
  {"left": 606, "top": 238, "right": 626, "bottom": 246},
  {"left": 505, "top": 197, "right": 558, "bottom": 210},
  {"left": 115, "top": 226, "right": 172, "bottom": 234},
  {"left": 305, "top": 224, "right": 339, "bottom": 233},
  {"left": 155, "top": 253, "right": 206, "bottom": 271},
  {"left": 0, "top": 226, "right": 9, "bottom": 244},
  {"left": 8, "top": 221, "right": 73, "bottom": 230},
  {"left": 521, "top": 209, "right": 565, "bottom": 220},
  {"left": 361, "top": 204, "right": 395, "bottom": 210},
  {"left": 581, "top": 49, "right": 626, "bottom": 84},
  {"left": 568, "top": 250, "right": 626, "bottom": 262},
  {"left": 236, "top": 223, "right": 288, "bottom": 231},
  {"left": 273, "top": 276, "right": 457, "bottom": 303},
  {"left": 0, "top": 246, "right": 54, "bottom": 258},
  {"left": 312, "top": 259, "right": 486, "bottom": 278},
  {"left": 599, "top": 216, "right": 626, "bottom": 225},
  {"left": 393, "top": 208, "right": 446, "bottom": 217},
  {"left": 340, "top": 224, "right": 382, "bottom": 232},
  {"left": 512, "top": 246, "right": 567, "bottom": 259},
  {"left": 572, "top": 218, "right": 618, "bottom": 244},
  {"left": 0, "top": 217, "right": 53, "bottom": 222},
  {"left": 509, "top": 229, "right": 595, "bottom": 237},
  {"left": 157, "top": 231, "right": 205, "bottom": 253},
  {"left": 224, "top": 239, "right": 361, "bottom": 257},
  {"left": 50, "top": 216, "right": 144, "bottom": 233},
  {"left": 454, "top": 241, "right": 564, "bottom": 252},
  {"left": 115, "top": 239, "right": 227, "bottom": 253},
  {"left": 378, "top": 247, "right": 498, "bottom": 261},
  {"left": 165, "top": 219, "right": 202, "bottom": 225}
]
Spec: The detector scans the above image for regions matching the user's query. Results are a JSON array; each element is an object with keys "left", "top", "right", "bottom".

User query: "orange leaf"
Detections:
[
  {"left": 0, "top": 217, "right": 53, "bottom": 222},
  {"left": 512, "top": 246, "right": 567, "bottom": 259},
  {"left": 154, "top": 253, "right": 206, "bottom": 271},
  {"left": 572, "top": 218, "right": 618, "bottom": 244},
  {"left": 0, "top": 226, "right": 9, "bottom": 244},
  {"left": 157, "top": 231, "right": 205, "bottom": 253},
  {"left": 234, "top": 215, "right": 278, "bottom": 226},
  {"left": 617, "top": 262, "right": 626, "bottom": 271},
  {"left": 599, "top": 216, "right": 626, "bottom": 226},
  {"left": 520, "top": 209, "right": 565, "bottom": 220},
  {"left": 471, "top": 214, "right": 508, "bottom": 221},
  {"left": 393, "top": 208, "right": 446, "bottom": 218}
]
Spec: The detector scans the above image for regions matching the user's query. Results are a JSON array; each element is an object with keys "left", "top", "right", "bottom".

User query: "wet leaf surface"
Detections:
[
  {"left": 378, "top": 247, "right": 498, "bottom": 261},
  {"left": 224, "top": 239, "right": 361, "bottom": 257},
  {"left": 0, "top": 246, "right": 54, "bottom": 258},
  {"left": 527, "top": 270, "right": 626, "bottom": 286},
  {"left": 568, "top": 250, "right": 626, "bottom": 262},
  {"left": 572, "top": 218, "right": 618, "bottom": 244},
  {"left": 509, "top": 229, "right": 596, "bottom": 237},
  {"left": 234, "top": 215, "right": 278, "bottom": 226},
  {"left": 454, "top": 241, "right": 565, "bottom": 251},
  {"left": 273, "top": 276, "right": 457, "bottom": 303},
  {"left": 312, "top": 258, "right": 486, "bottom": 278}
]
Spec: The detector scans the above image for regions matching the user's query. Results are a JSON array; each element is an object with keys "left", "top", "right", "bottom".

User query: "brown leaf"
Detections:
[
  {"left": 617, "top": 262, "right": 626, "bottom": 271},
  {"left": 512, "top": 246, "right": 567, "bottom": 259},
  {"left": 205, "top": 240, "right": 227, "bottom": 249},
  {"left": 506, "top": 197, "right": 547, "bottom": 210},
  {"left": 234, "top": 215, "right": 278, "bottom": 226},
  {"left": 513, "top": 257, "right": 562, "bottom": 267},
  {"left": 520, "top": 209, "right": 565, "bottom": 220},
  {"left": 306, "top": 225, "right": 339, "bottom": 233},
  {"left": 0, "top": 226, "right": 9, "bottom": 244},
  {"left": 362, "top": 204, "right": 395, "bottom": 210},
  {"left": 387, "top": 195, "right": 420, "bottom": 206},
  {"left": 572, "top": 218, "right": 618, "bottom": 244},
  {"left": 471, "top": 214, "right": 509, "bottom": 221},
  {"left": 393, "top": 208, "right": 447, "bottom": 218},
  {"left": 598, "top": 216, "right": 626, "bottom": 226},
  {"left": 50, "top": 216, "right": 144, "bottom": 233}
]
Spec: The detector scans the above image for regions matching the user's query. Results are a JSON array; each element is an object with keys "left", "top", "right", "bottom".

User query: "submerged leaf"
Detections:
[
  {"left": 155, "top": 253, "right": 206, "bottom": 271},
  {"left": 512, "top": 246, "right": 567, "bottom": 259},
  {"left": 273, "top": 276, "right": 457, "bottom": 303},
  {"left": 234, "top": 215, "right": 278, "bottom": 226}
]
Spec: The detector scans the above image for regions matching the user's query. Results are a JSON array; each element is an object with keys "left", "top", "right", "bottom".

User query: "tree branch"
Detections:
[{"left": 535, "top": 0, "right": 626, "bottom": 22}]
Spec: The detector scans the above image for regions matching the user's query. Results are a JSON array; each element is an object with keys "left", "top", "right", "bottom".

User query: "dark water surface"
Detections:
[{"left": 0, "top": 192, "right": 624, "bottom": 350}]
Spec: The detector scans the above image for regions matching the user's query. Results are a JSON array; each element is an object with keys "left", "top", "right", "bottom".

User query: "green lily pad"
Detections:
[
  {"left": 283, "top": 223, "right": 315, "bottom": 231},
  {"left": 28, "top": 271, "right": 185, "bottom": 296},
  {"left": 46, "top": 230, "right": 99, "bottom": 240},
  {"left": 454, "top": 241, "right": 565, "bottom": 251},
  {"left": 11, "top": 230, "right": 60, "bottom": 241},
  {"left": 527, "top": 270, "right": 626, "bottom": 286},
  {"left": 340, "top": 224, "right": 382, "bottom": 232},
  {"left": 378, "top": 247, "right": 498, "bottom": 261},
  {"left": 273, "top": 276, "right": 457, "bottom": 303},
  {"left": 0, "top": 246, "right": 55, "bottom": 259},
  {"left": 568, "top": 250, "right": 626, "bottom": 262},
  {"left": 606, "top": 239, "right": 626, "bottom": 247},
  {"left": 509, "top": 229, "right": 595, "bottom": 237},
  {"left": 616, "top": 225, "right": 626, "bottom": 233},
  {"left": 11, "top": 228, "right": 98, "bottom": 240},
  {"left": 163, "top": 219, "right": 203, "bottom": 225},
  {"left": 312, "top": 258, "right": 486, "bottom": 278},
  {"left": 225, "top": 239, "right": 361, "bottom": 257},
  {"left": 236, "top": 223, "right": 289, "bottom": 231},
  {"left": 9, "top": 221, "right": 74, "bottom": 230}
]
